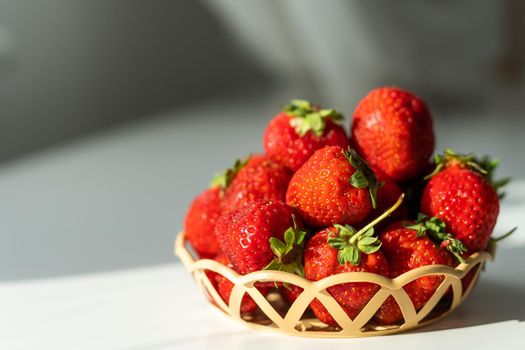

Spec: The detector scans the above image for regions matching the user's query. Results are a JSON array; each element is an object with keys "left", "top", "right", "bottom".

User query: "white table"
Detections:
[{"left": 1, "top": 233, "right": 524, "bottom": 350}]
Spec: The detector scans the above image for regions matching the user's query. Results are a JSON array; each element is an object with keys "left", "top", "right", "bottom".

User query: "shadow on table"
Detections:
[{"left": 419, "top": 245, "right": 525, "bottom": 333}]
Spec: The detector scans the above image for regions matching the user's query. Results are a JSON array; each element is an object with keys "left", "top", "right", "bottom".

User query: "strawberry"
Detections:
[
  {"left": 281, "top": 285, "right": 304, "bottom": 304},
  {"left": 184, "top": 160, "right": 245, "bottom": 258},
  {"left": 222, "top": 155, "right": 291, "bottom": 215},
  {"left": 211, "top": 253, "right": 268, "bottom": 314},
  {"left": 375, "top": 218, "right": 464, "bottom": 325},
  {"left": 351, "top": 87, "right": 435, "bottom": 182},
  {"left": 215, "top": 200, "right": 305, "bottom": 276},
  {"left": 263, "top": 99, "right": 349, "bottom": 171},
  {"left": 304, "top": 224, "right": 388, "bottom": 326},
  {"left": 184, "top": 187, "right": 222, "bottom": 258},
  {"left": 420, "top": 149, "right": 506, "bottom": 252},
  {"left": 286, "top": 146, "right": 380, "bottom": 227}
]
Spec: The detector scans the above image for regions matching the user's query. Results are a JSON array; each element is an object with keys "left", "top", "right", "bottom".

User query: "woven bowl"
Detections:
[{"left": 175, "top": 232, "right": 494, "bottom": 338}]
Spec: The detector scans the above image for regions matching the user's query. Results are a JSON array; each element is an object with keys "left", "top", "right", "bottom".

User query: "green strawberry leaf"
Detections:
[
  {"left": 342, "top": 148, "right": 380, "bottom": 208},
  {"left": 426, "top": 148, "right": 510, "bottom": 198},
  {"left": 209, "top": 157, "right": 248, "bottom": 190},
  {"left": 337, "top": 245, "right": 360, "bottom": 266},
  {"left": 263, "top": 215, "right": 307, "bottom": 277},
  {"left": 328, "top": 224, "right": 381, "bottom": 266},
  {"left": 477, "top": 154, "right": 511, "bottom": 199},
  {"left": 358, "top": 236, "right": 378, "bottom": 246},
  {"left": 361, "top": 228, "right": 375, "bottom": 238},
  {"left": 349, "top": 169, "right": 369, "bottom": 188},
  {"left": 350, "top": 246, "right": 360, "bottom": 265},
  {"left": 359, "top": 243, "right": 381, "bottom": 255},
  {"left": 405, "top": 214, "right": 467, "bottom": 263},
  {"left": 327, "top": 237, "right": 346, "bottom": 250},
  {"left": 269, "top": 237, "right": 286, "bottom": 257},
  {"left": 490, "top": 227, "right": 517, "bottom": 242},
  {"left": 283, "top": 229, "right": 295, "bottom": 253},
  {"left": 264, "top": 259, "right": 283, "bottom": 272},
  {"left": 327, "top": 194, "right": 404, "bottom": 266},
  {"left": 284, "top": 99, "right": 343, "bottom": 137}
]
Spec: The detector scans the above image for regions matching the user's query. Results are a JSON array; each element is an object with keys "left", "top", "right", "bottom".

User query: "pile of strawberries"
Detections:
[{"left": 183, "top": 87, "right": 511, "bottom": 326}]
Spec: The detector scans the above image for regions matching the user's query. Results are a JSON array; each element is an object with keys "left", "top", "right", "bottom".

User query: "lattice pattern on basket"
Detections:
[{"left": 175, "top": 232, "right": 494, "bottom": 338}]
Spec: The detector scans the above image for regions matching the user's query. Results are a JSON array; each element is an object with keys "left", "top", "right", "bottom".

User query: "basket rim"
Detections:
[
  {"left": 174, "top": 230, "right": 494, "bottom": 337},
  {"left": 174, "top": 231, "right": 495, "bottom": 288}
]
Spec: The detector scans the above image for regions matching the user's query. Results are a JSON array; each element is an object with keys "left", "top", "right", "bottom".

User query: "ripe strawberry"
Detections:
[
  {"left": 304, "top": 225, "right": 388, "bottom": 326},
  {"left": 263, "top": 99, "right": 349, "bottom": 171},
  {"left": 184, "top": 187, "right": 222, "bottom": 258},
  {"left": 184, "top": 160, "right": 245, "bottom": 258},
  {"left": 420, "top": 149, "right": 505, "bottom": 252},
  {"left": 286, "top": 146, "right": 380, "bottom": 227},
  {"left": 211, "top": 253, "right": 268, "bottom": 314},
  {"left": 222, "top": 155, "right": 291, "bottom": 215},
  {"left": 215, "top": 200, "right": 305, "bottom": 276},
  {"left": 281, "top": 285, "right": 304, "bottom": 304},
  {"left": 375, "top": 218, "right": 464, "bottom": 325},
  {"left": 351, "top": 87, "right": 435, "bottom": 182}
]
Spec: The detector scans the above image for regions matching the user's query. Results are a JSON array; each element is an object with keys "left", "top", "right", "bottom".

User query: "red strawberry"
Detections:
[
  {"left": 222, "top": 155, "right": 291, "bottom": 215},
  {"left": 263, "top": 99, "right": 349, "bottom": 171},
  {"left": 215, "top": 200, "right": 305, "bottom": 276},
  {"left": 286, "top": 146, "right": 380, "bottom": 227},
  {"left": 184, "top": 160, "right": 245, "bottom": 258},
  {"left": 304, "top": 225, "right": 388, "bottom": 326},
  {"left": 184, "top": 187, "right": 222, "bottom": 258},
  {"left": 420, "top": 149, "right": 505, "bottom": 252},
  {"left": 375, "top": 219, "right": 463, "bottom": 325},
  {"left": 211, "top": 253, "right": 268, "bottom": 314},
  {"left": 281, "top": 285, "right": 304, "bottom": 304},
  {"left": 351, "top": 87, "right": 435, "bottom": 182}
]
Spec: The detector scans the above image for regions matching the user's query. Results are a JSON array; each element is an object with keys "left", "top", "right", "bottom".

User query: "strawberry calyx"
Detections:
[
  {"left": 342, "top": 148, "right": 381, "bottom": 209},
  {"left": 328, "top": 224, "right": 381, "bottom": 266},
  {"left": 284, "top": 99, "right": 343, "bottom": 137},
  {"left": 425, "top": 148, "right": 486, "bottom": 179},
  {"left": 426, "top": 148, "right": 510, "bottom": 198},
  {"left": 490, "top": 227, "right": 517, "bottom": 243},
  {"left": 405, "top": 213, "right": 468, "bottom": 263},
  {"left": 209, "top": 158, "right": 248, "bottom": 191},
  {"left": 328, "top": 194, "right": 405, "bottom": 266},
  {"left": 264, "top": 215, "right": 306, "bottom": 277},
  {"left": 476, "top": 155, "right": 511, "bottom": 199}
]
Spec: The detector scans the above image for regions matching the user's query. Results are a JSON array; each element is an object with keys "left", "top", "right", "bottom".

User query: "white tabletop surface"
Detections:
[{"left": 1, "top": 231, "right": 525, "bottom": 350}]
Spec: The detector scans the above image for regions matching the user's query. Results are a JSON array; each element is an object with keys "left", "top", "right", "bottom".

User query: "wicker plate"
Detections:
[{"left": 175, "top": 232, "right": 494, "bottom": 337}]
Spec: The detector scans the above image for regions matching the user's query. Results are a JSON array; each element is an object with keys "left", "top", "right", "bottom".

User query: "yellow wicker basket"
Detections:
[{"left": 175, "top": 232, "right": 494, "bottom": 338}]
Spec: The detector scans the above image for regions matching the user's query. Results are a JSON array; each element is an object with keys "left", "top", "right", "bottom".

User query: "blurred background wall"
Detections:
[
  {"left": 0, "top": 0, "right": 266, "bottom": 161},
  {"left": 0, "top": 0, "right": 524, "bottom": 280}
]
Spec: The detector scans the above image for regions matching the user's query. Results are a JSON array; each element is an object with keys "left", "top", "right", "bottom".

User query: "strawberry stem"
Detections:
[
  {"left": 328, "top": 194, "right": 404, "bottom": 266},
  {"left": 350, "top": 193, "right": 405, "bottom": 245}
]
